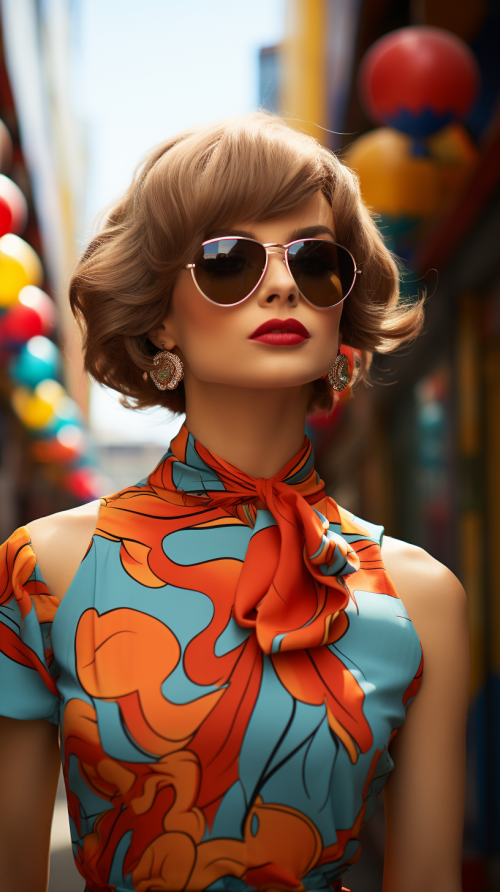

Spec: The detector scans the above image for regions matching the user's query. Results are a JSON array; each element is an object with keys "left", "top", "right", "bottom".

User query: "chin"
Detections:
[{"left": 188, "top": 355, "right": 327, "bottom": 389}]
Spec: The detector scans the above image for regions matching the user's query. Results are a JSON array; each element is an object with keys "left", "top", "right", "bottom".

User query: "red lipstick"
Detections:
[{"left": 249, "top": 318, "right": 310, "bottom": 346}]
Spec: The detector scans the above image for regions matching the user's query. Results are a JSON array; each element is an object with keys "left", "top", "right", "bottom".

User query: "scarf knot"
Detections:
[{"left": 254, "top": 477, "right": 270, "bottom": 507}]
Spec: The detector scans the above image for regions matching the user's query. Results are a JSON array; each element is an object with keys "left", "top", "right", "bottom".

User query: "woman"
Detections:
[{"left": 0, "top": 113, "right": 468, "bottom": 892}]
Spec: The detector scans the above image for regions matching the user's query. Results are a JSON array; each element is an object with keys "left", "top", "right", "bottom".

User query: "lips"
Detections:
[{"left": 249, "top": 318, "right": 310, "bottom": 345}]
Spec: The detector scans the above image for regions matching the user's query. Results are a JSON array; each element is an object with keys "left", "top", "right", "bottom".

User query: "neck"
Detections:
[{"left": 183, "top": 377, "right": 311, "bottom": 479}]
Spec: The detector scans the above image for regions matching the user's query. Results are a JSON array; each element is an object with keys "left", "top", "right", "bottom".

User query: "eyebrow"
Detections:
[{"left": 204, "top": 224, "right": 336, "bottom": 243}]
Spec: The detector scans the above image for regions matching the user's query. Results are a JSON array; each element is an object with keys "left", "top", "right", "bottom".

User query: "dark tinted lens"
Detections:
[
  {"left": 287, "top": 240, "right": 355, "bottom": 307},
  {"left": 194, "top": 238, "right": 266, "bottom": 305}
]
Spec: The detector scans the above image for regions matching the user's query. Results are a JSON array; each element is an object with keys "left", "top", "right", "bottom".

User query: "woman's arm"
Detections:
[
  {"left": 381, "top": 537, "right": 469, "bottom": 892},
  {"left": 0, "top": 501, "right": 100, "bottom": 891},
  {"left": 0, "top": 716, "right": 60, "bottom": 892}
]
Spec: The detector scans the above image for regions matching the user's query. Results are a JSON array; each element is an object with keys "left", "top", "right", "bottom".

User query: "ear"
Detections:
[{"left": 147, "top": 317, "right": 177, "bottom": 351}]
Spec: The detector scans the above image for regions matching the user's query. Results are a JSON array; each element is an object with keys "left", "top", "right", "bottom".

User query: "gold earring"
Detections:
[
  {"left": 149, "top": 343, "right": 184, "bottom": 390},
  {"left": 327, "top": 349, "right": 349, "bottom": 392}
]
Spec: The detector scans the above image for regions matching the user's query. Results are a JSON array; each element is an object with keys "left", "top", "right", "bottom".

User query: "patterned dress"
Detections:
[{"left": 0, "top": 426, "right": 423, "bottom": 892}]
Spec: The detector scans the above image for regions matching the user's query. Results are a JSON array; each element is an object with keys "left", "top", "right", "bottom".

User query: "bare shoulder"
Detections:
[
  {"left": 26, "top": 499, "right": 101, "bottom": 602},
  {"left": 381, "top": 537, "right": 469, "bottom": 887},
  {"left": 381, "top": 535, "right": 468, "bottom": 638}
]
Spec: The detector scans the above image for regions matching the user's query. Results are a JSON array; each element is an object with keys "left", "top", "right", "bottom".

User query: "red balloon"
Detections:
[
  {"left": 0, "top": 304, "right": 43, "bottom": 345},
  {"left": 0, "top": 286, "right": 56, "bottom": 347},
  {"left": 18, "top": 286, "right": 57, "bottom": 332},
  {"left": 359, "top": 26, "right": 480, "bottom": 137},
  {"left": 0, "top": 195, "right": 12, "bottom": 236},
  {"left": 0, "top": 174, "right": 27, "bottom": 235},
  {"left": 65, "top": 467, "right": 105, "bottom": 501}
]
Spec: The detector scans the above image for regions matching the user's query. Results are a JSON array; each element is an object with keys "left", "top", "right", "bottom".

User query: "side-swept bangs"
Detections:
[{"left": 69, "top": 111, "right": 424, "bottom": 413}]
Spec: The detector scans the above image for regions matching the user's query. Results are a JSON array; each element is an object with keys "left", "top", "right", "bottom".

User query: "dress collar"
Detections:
[{"left": 163, "top": 424, "right": 321, "bottom": 499}]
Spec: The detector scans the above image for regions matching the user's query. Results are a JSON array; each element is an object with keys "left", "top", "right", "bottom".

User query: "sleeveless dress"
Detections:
[{"left": 0, "top": 426, "right": 423, "bottom": 892}]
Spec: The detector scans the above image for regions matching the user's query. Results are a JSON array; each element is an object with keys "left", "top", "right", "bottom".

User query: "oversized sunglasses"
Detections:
[{"left": 185, "top": 237, "right": 362, "bottom": 309}]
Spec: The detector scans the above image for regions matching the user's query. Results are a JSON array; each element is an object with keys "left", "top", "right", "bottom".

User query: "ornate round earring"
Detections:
[
  {"left": 149, "top": 342, "right": 184, "bottom": 391},
  {"left": 327, "top": 348, "right": 349, "bottom": 392}
]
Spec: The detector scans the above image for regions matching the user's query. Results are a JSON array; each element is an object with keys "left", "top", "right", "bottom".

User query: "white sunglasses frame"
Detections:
[{"left": 185, "top": 236, "right": 362, "bottom": 309}]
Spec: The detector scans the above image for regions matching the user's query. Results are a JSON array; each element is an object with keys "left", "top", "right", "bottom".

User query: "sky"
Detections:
[{"left": 71, "top": 0, "right": 285, "bottom": 444}]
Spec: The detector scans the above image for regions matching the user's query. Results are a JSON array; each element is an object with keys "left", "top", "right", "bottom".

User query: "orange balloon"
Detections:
[
  {"left": 343, "top": 127, "right": 443, "bottom": 218},
  {"left": 0, "top": 234, "right": 43, "bottom": 306},
  {"left": 32, "top": 424, "right": 85, "bottom": 464}
]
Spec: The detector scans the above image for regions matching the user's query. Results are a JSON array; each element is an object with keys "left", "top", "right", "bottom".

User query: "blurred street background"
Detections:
[{"left": 0, "top": 1, "right": 499, "bottom": 890}]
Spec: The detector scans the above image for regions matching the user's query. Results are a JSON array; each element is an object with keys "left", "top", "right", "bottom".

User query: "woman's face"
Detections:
[{"left": 153, "top": 191, "right": 344, "bottom": 391}]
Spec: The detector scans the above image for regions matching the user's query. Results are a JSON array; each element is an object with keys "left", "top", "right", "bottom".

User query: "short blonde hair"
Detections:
[{"left": 69, "top": 112, "right": 423, "bottom": 414}]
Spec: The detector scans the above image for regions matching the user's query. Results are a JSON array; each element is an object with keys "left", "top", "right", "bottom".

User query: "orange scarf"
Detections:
[{"left": 164, "top": 428, "right": 360, "bottom": 656}]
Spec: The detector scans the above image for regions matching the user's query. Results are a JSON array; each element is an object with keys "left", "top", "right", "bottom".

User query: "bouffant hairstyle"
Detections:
[{"left": 69, "top": 112, "right": 423, "bottom": 414}]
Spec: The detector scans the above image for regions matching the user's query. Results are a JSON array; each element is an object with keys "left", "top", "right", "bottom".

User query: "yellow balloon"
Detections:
[
  {"left": 0, "top": 234, "right": 43, "bottom": 307},
  {"left": 35, "top": 378, "right": 67, "bottom": 407},
  {"left": 11, "top": 386, "right": 54, "bottom": 429},
  {"left": 343, "top": 128, "right": 443, "bottom": 219}
]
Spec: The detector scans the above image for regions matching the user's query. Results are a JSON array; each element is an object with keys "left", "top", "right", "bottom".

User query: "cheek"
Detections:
[
  {"left": 301, "top": 302, "right": 343, "bottom": 349},
  {"left": 324, "top": 303, "right": 343, "bottom": 337},
  {"left": 171, "top": 277, "right": 242, "bottom": 357}
]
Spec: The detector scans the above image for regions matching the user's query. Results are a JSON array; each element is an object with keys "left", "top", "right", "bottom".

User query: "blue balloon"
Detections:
[{"left": 9, "top": 336, "right": 60, "bottom": 388}]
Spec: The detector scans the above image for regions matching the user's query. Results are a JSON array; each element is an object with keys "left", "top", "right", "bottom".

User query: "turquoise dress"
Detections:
[{"left": 0, "top": 427, "right": 423, "bottom": 892}]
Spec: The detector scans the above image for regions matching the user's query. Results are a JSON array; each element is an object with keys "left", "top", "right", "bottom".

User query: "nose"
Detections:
[{"left": 256, "top": 249, "right": 299, "bottom": 308}]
